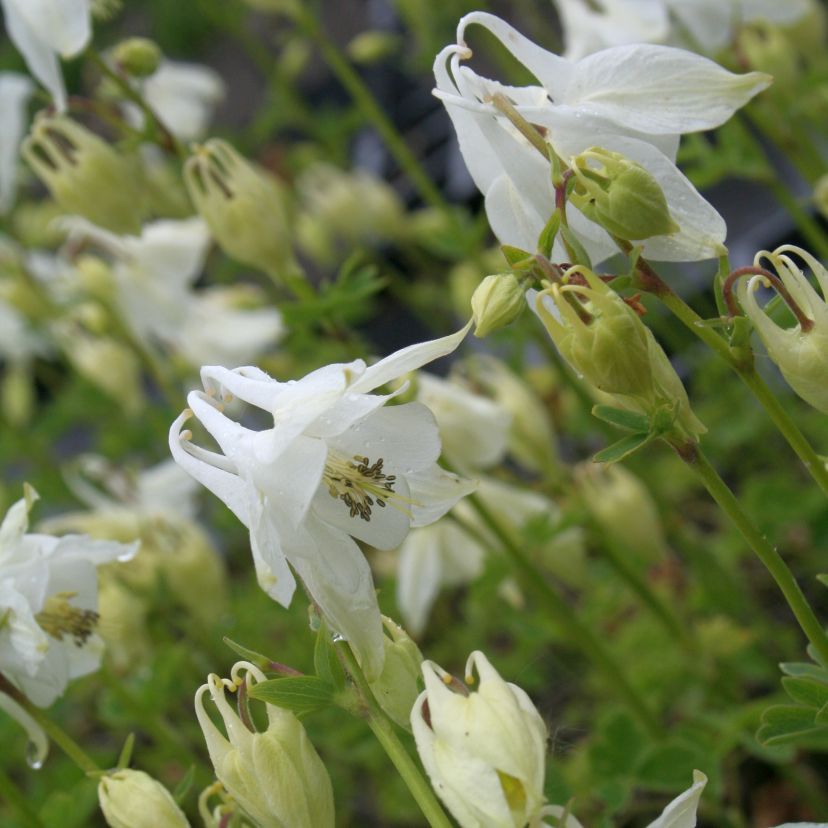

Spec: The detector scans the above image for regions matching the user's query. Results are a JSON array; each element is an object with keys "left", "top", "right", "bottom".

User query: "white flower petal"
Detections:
[
  {"left": 408, "top": 466, "right": 477, "bottom": 527},
  {"left": 11, "top": 0, "right": 90, "bottom": 57},
  {"left": 646, "top": 770, "right": 708, "bottom": 828},
  {"left": 0, "top": 691, "right": 48, "bottom": 764},
  {"left": 0, "top": 72, "right": 33, "bottom": 213}
]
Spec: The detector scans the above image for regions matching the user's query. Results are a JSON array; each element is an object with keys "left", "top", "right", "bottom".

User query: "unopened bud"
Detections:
[
  {"left": 98, "top": 768, "right": 189, "bottom": 828},
  {"left": 195, "top": 662, "right": 335, "bottom": 828},
  {"left": 22, "top": 115, "right": 147, "bottom": 234},
  {"left": 529, "top": 269, "right": 705, "bottom": 440},
  {"left": 738, "top": 245, "right": 828, "bottom": 413},
  {"left": 368, "top": 617, "right": 423, "bottom": 729},
  {"left": 471, "top": 273, "right": 524, "bottom": 337},
  {"left": 411, "top": 651, "right": 548, "bottom": 828},
  {"left": 112, "top": 38, "right": 162, "bottom": 78},
  {"left": 184, "top": 140, "right": 297, "bottom": 281},
  {"left": 569, "top": 147, "right": 680, "bottom": 241}
]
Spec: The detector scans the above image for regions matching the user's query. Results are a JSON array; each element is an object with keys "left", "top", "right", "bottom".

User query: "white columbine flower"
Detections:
[
  {"left": 411, "top": 650, "right": 548, "bottom": 828},
  {"left": 127, "top": 59, "right": 225, "bottom": 142},
  {"left": 170, "top": 327, "right": 475, "bottom": 679},
  {"left": 0, "top": 72, "right": 34, "bottom": 213},
  {"left": 1, "top": 0, "right": 92, "bottom": 111},
  {"left": 434, "top": 12, "right": 770, "bottom": 263},
  {"left": 0, "top": 486, "right": 137, "bottom": 708},
  {"left": 63, "top": 217, "right": 284, "bottom": 368}
]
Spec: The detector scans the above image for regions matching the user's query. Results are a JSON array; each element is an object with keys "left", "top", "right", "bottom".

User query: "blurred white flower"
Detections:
[
  {"left": 170, "top": 326, "right": 474, "bottom": 679},
  {"left": 127, "top": 59, "right": 224, "bottom": 142},
  {"left": 0, "top": 486, "right": 136, "bottom": 707},
  {"left": 63, "top": 217, "right": 284, "bottom": 368},
  {"left": 415, "top": 371, "right": 511, "bottom": 472},
  {"left": 0, "top": 0, "right": 91, "bottom": 111},
  {"left": 0, "top": 72, "right": 33, "bottom": 214},
  {"left": 411, "top": 650, "right": 548, "bottom": 828},
  {"left": 434, "top": 12, "right": 770, "bottom": 263}
]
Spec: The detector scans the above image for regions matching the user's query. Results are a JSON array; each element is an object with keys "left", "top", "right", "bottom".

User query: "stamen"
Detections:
[
  {"left": 36, "top": 592, "right": 99, "bottom": 647},
  {"left": 322, "top": 452, "right": 409, "bottom": 522}
]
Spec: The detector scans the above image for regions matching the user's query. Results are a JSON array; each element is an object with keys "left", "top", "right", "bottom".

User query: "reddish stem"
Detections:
[{"left": 723, "top": 266, "right": 814, "bottom": 332}]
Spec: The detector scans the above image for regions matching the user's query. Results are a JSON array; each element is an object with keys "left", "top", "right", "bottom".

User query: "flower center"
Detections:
[
  {"left": 323, "top": 453, "right": 398, "bottom": 522},
  {"left": 35, "top": 592, "right": 99, "bottom": 647}
]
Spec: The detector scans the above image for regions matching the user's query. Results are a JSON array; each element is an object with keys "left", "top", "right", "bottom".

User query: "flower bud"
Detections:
[
  {"left": 184, "top": 139, "right": 297, "bottom": 281},
  {"left": 529, "top": 270, "right": 705, "bottom": 440},
  {"left": 471, "top": 273, "right": 525, "bottom": 337},
  {"left": 569, "top": 147, "right": 680, "bottom": 241},
  {"left": 575, "top": 462, "right": 667, "bottom": 564},
  {"left": 112, "top": 38, "right": 162, "bottom": 78},
  {"left": 347, "top": 31, "right": 401, "bottom": 64},
  {"left": 98, "top": 768, "right": 189, "bottom": 828},
  {"left": 368, "top": 616, "right": 424, "bottom": 729},
  {"left": 22, "top": 115, "right": 147, "bottom": 234},
  {"left": 411, "top": 651, "right": 548, "bottom": 828},
  {"left": 738, "top": 245, "right": 828, "bottom": 413},
  {"left": 195, "top": 662, "right": 335, "bottom": 828}
]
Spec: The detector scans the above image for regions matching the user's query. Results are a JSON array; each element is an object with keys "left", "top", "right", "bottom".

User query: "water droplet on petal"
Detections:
[{"left": 26, "top": 738, "right": 47, "bottom": 770}]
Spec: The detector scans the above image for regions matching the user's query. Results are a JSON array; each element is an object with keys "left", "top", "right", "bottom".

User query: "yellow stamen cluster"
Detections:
[
  {"left": 323, "top": 454, "right": 397, "bottom": 522},
  {"left": 36, "top": 592, "right": 99, "bottom": 647}
]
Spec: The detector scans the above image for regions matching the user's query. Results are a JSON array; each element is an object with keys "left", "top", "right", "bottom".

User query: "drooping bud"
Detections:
[
  {"left": 98, "top": 768, "right": 189, "bottom": 828},
  {"left": 184, "top": 139, "right": 297, "bottom": 281},
  {"left": 368, "top": 616, "right": 424, "bottom": 730},
  {"left": 21, "top": 115, "right": 147, "bottom": 234},
  {"left": 574, "top": 462, "right": 667, "bottom": 565},
  {"left": 569, "top": 147, "right": 680, "bottom": 241},
  {"left": 411, "top": 651, "right": 548, "bottom": 828},
  {"left": 112, "top": 38, "right": 162, "bottom": 78},
  {"left": 529, "top": 268, "right": 705, "bottom": 440},
  {"left": 471, "top": 273, "right": 525, "bottom": 337},
  {"left": 737, "top": 245, "right": 828, "bottom": 413},
  {"left": 195, "top": 661, "right": 335, "bottom": 828}
]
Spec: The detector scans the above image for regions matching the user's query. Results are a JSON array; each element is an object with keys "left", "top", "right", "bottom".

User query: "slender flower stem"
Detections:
[
  {"left": 626, "top": 252, "right": 828, "bottom": 499},
  {"left": 464, "top": 493, "right": 664, "bottom": 739},
  {"left": 0, "top": 767, "right": 46, "bottom": 828},
  {"left": 677, "top": 443, "right": 828, "bottom": 665},
  {"left": 334, "top": 641, "right": 453, "bottom": 828},
  {"left": 0, "top": 677, "right": 99, "bottom": 775},
  {"left": 291, "top": 7, "right": 452, "bottom": 216}
]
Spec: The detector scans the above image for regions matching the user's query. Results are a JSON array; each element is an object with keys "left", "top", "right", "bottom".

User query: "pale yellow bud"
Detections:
[
  {"left": 196, "top": 663, "right": 334, "bottom": 828},
  {"left": 98, "top": 769, "right": 189, "bottom": 828},
  {"left": 112, "top": 38, "right": 162, "bottom": 78},
  {"left": 22, "top": 115, "right": 147, "bottom": 234},
  {"left": 184, "top": 140, "right": 297, "bottom": 281},
  {"left": 471, "top": 273, "right": 525, "bottom": 337},
  {"left": 368, "top": 617, "right": 424, "bottom": 730}
]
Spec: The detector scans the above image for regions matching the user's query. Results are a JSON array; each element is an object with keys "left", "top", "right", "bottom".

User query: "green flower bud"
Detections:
[
  {"left": 530, "top": 269, "right": 705, "bottom": 440},
  {"left": 368, "top": 617, "right": 424, "bottom": 730},
  {"left": 738, "top": 245, "right": 828, "bottom": 413},
  {"left": 112, "top": 38, "right": 162, "bottom": 78},
  {"left": 471, "top": 273, "right": 525, "bottom": 337},
  {"left": 184, "top": 140, "right": 298, "bottom": 282},
  {"left": 196, "top": 662, "right": 335, "bottom": 828},
  {"left": 22, "top": 115, "right": 147, "bottom": 235},
  {"left": 98, "top": 769, "right": 189, "bottom": 828},
  {"left": 569, "top": 147, "right": 680, "bottom": 241},
  {"left": 575, "top": 462, "right": 667, "bottom": 565}
]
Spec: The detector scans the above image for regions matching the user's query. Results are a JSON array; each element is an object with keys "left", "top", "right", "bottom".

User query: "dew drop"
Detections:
[
  {"left": 25, "top": 739, "right": 47, "bottom": 770},
  {"left": 331, "top": 632, "right": 346, "bottom": 643}
]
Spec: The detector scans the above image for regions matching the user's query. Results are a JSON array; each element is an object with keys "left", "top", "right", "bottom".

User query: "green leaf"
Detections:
[
  {"left": 591, "top": 405, "right": 650, "bottom": 433},
  {"left": 559, "top": 225, "right": 592, "bottom": 269},
  {"left": 116, "top": 733, "right": 135, "bottom": 770},
  {"left": 314, "top": 624, "right": 346, "bottom": 691},
  {"left": 501, "top": 244, "right": 534, "bottom": 267},
  {"left": 816, "top": 702, "right": 828, "bottom": 725},
  {"left": 756, "top": 704, "right": 825, "bottom": 746},
  {"left": 593, "top": 432, "right": 655, "bottom": 464},
  {"left": 781, "top": 676, "right": 828, "bottom": 709},
  {"left": 537, "top": 210, "right": 561, "bottom": 259},
  {"left": 780, "top": 661, "right": 828, "bottom": 683},
  {"left": 223, "top": 636, "right": 273, "bottom": 671},
  {"left": 817, "top": 574, "right": 828, "bottom": 588},
  {"left": 248, "top": 676, "right": 334, "bottom": 715},
  {"left": 173, "top": 765, "right": 195, "bottom": 803}
]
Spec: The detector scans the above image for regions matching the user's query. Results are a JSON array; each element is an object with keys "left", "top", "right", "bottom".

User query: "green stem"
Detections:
[
  {"left": 292, "top": 7, "right": 452, "bottom": 216},
  {"left": 464, "top": 493, "right": 664, "bottom": 739},
  {"left": 631, "top": 257, "right": 828, "bottom": 499},
  {"left": 0, "top": 766, "right": 46, "bottom": 828},
  {"left": 678, "top": 444, "right": 828, "bottom": 665},
  {"left": 334, "top": 642, "right": 453, "bottom": 828}
]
